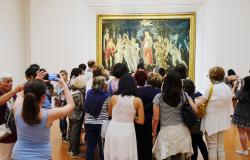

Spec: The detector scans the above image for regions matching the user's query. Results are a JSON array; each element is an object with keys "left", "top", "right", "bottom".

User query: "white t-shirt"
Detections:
[
  {"left": 84, "top": 70, "right": 93, "bottom": 83},
  {"left": 85, "top": 78, "right": 93, "bottom": 96},
  {"left": 201, "top": 82, "right": 233, "bottom": 136}
]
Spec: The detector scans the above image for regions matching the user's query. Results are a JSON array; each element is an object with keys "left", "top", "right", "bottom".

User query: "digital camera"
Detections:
[{"left": 48, "top": 74, "right": 59, "bottom": 81}]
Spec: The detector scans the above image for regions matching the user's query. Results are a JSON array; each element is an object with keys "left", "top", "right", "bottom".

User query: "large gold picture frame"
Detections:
[{"left": 97, "top": 13, "right": 196, "bottom": 80}]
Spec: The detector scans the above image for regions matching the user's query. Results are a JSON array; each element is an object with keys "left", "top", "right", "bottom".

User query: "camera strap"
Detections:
[{"left": 5, "top": 108, "right": 13, "bottom": 127}]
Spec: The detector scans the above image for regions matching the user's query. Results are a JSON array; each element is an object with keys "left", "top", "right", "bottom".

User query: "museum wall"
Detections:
[
  {"left": 0, "top": 0, "right": 26, "bottom": 84},
  {"left": 29, "top": 0, "right": 90, "bottom": 74},
  {"left": 0, "top": 0, "right": 250, "bottom": 90},
  {"left": 216, "top": 0, "right": 250, "bottom": 78}
]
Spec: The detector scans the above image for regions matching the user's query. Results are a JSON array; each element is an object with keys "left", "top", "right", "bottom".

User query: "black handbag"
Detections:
[{"left": 181, "top": 93, "right": 198, "bottom": 127}]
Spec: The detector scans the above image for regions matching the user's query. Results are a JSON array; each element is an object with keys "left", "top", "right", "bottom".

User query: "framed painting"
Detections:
[{"left": 97, "top": 13, "right": 196, "bottom": 80}]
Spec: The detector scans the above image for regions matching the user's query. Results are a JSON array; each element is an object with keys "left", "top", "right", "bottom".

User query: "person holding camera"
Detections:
[
  {"left": 0, "top": 72, "right": 23, "bottom": 160},
  {"left": 224, "top": 69, "right": 240, "bottom": 109},
  {"left": 232, "top": 76, "right": 250, "bottom": 156},
  {"left": 12, "top": 74, "right": 75, "bottom": 159},
  {"left": 54, "top": 70, "right": 69, "bottom": 142}
]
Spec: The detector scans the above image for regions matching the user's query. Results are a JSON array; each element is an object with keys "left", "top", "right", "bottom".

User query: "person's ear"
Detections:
[{"left": 103, "top": 83, "right": 108, "bottom": 91}]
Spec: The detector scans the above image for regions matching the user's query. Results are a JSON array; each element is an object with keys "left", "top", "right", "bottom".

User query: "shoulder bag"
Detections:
[
  {"left": 0, "top": 109, "right": 12, "bottom": 140},
  {"left": 181, "top": 93, "right": 198, "bottom": 127},
  {"left": 197, "top": 84, "right": 213, "bottom": 118}
]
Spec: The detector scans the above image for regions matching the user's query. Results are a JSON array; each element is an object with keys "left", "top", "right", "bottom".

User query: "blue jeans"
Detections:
[
  {"left": 85, "top": 124, "right": 104, "bottom": 160},
  {"left": 59, "top": 117, "right": 67, "bottom": 138},
  {"left": 68, "top": 118, "right": 83, "bottom": 154}
]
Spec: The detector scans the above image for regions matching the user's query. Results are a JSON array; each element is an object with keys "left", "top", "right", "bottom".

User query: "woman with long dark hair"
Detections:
[
  {"left": 232, "top": 76, "right": 250, "bottom": 156},
  {"left": 152, "top": 71, "right": 197, "bottom": 160},
  {"left": 104, "top": 74, "right": 144, "bottom": 160},
  {"left": 183, "top": 79, "right": 208, "bottom": 160},
  {"left": 12, "top": 76, "right": 75, "bottom": 159},
  {"left": 108, "top": 63, "right": 128, "bottom": 95}
]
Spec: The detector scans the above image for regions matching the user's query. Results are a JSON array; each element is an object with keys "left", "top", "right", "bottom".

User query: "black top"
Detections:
[
  {"left": 189, "top": 91, "right": 203, "bottom": 134},
  {"left": 234, "top": 90, "right": 250, "bottom": 119},
  {"left": 0, "top": 91, "right": 17, "bottom": 143},
  {"left": 136, "top": 86, "right": 160, "bottom": 125}
]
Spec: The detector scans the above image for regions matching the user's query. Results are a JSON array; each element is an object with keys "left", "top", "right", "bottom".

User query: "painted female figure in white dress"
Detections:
[
  {"left": 165, "top": 38, "right": 187, "bottom": 68},
  {"left": 123, "top": 34, "right": 134, "bottom": 72},
  {"left": 114, "top": 34, "right": 124, "bottom": 64},
  {"left": 130, "top": 38, "right": 140, "bottom": 72}
]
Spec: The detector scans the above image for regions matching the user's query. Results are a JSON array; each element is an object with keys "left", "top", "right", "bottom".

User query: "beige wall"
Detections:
[
  {"left": 0, "top": 0, "right": 26, "bottom": 84},
  {"left": 1, "top": 0, "right": 250, "bottom": 90}
]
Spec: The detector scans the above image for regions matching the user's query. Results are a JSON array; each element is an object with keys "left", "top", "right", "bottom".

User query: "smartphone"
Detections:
[{"left": 48, "top": 74, "right": 59, "bottom": 81}]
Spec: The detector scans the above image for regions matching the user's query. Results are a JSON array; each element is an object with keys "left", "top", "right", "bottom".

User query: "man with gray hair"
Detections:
[{"left": 0, "top": 72, "right": 23, "bottom": 160}]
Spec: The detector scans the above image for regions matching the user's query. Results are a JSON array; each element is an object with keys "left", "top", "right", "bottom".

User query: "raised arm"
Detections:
[
  {"left": 194, "top": 96, "right": 207, "bottom": 107},
  {"left": 0, "top": 85, "right": 23, "bottom": 106},
  {"left": 134, "top": 97, "right": 144, "bottom": 125},
  {"left": 152, "top": 104, "right": 160, "bottom": 144},
  {"left": 187, "top": 96, "right": 198, "bottom": 113},
  {"left": 47, "top": 75, "right": 75, "bottom": 125}
]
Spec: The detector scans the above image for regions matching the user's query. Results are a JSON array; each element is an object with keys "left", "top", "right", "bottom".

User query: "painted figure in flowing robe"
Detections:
[
  {"left": 165, "top": 37, "right": 187, "bottom": 68},
  {"left": 114, "top": 34, "right": 124, "bottom": 64},
  {"left": 123, "top": 34, "right": 133, "bottom": 72},
  {"left": 130, "top": 38, "right": 140, "bottom": 71},
  {"left": 143, "top": 32, "right": 153, "bottom": 64},
  {"left": 153, "top": 36, "right": 166, "bottom": 68},
  {"left": 105, "top": 38, "right": 116, "bottom": 68},
  {"left": 103, "top": 28, "right": 110, "bottom": 51}
]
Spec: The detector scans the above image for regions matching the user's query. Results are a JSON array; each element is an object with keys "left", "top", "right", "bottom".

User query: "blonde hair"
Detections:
[
  {"left": 92, "top": 76, "right": 106, "bottom": 90},
  {"left": 102, "top": 69, "right": 110, "bottom": 81},
  {"left": 209, "top": 66, "right": 225, "bottom": 82},
  {"left": 147, "top": 72, "right": 163, "bottom": 88},
  {"left": 93, "top": 64, "right": 105, "bottom": 78},
  {"left": 60, "top": 70, "right": 68, "bottom": 77},
  {"left": 71, "top": 75, "right": 85, "bottom": 89}
]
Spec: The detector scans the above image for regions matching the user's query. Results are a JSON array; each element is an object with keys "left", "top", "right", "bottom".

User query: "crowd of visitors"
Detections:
[{"left": 0, "top": 61, "right": 249, "bottom": 160}]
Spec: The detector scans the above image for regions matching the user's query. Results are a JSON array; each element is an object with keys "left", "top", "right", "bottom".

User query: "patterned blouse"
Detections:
[{"left": 153, "top": 93, "right": 186, "bottom": 126}]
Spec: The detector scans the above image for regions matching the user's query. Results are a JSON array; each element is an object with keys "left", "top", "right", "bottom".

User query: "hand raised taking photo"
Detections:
[
  {"left": 57, "top": 73, "right": 67, "bottom": 87},
  {"left": 35, "top": 70, "right": 48, "bottom": 80}
]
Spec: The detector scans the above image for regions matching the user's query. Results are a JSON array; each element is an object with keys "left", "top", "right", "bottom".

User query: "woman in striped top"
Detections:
[{"left": 84, "top": 76, "right": 110, "bottom": 160}]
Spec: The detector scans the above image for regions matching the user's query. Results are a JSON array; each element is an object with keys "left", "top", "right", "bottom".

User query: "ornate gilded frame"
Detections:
[{"left": 97, "top": 13, "right": 196, "bottom": 80}]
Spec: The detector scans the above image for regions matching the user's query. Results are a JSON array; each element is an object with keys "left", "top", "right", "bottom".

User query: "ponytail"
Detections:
[
  {"left": 22, "top": 79, "right": 46, "bottom": 125},
  {"left": 22, "top": 92, "right": 41, "bottom": 125}
]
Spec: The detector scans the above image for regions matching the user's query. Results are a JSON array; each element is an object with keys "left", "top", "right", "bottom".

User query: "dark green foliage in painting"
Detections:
[{"left": 102, "top": 18, "right": 190, "bottom": 73}]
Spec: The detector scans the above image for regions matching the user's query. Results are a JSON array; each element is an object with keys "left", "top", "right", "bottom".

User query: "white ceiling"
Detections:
[{"left": 84, "top": 0, "right": 208, "bottom": 7}]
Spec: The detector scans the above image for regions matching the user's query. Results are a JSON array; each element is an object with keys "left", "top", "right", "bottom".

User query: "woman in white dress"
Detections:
[{"left": 104, "top": 74, "right": 145, "bottom": 160}]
